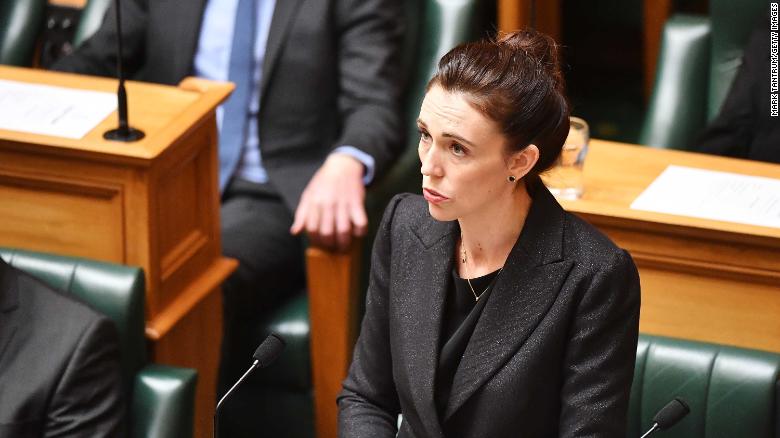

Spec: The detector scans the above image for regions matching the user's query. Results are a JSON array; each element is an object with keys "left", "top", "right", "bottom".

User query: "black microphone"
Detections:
[
  {"left": 640, "top": 397, "right": 691, "bottom": 438},
  {"left": 214, "top": 333, "right": 286, "bottom": 438},
  {"left": 103, "top": 0, "right": 145, "bottom": 142}
]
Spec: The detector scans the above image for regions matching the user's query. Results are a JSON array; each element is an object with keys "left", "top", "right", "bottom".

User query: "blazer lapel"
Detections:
[
  {"left": 260, "top": 0, "right": 304, "bottom": 98},
  {"left": 0, "top": 259, "right": 20, "bottom": 364},
  {"left": 444, "top": 182, "right": 574, "bottom": 420},
  {"left": 397, "top": 218, "right": 457, "bottom": 438}
]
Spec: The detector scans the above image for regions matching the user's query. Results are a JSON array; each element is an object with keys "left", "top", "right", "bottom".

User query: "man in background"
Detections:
[
  {"left": 696, "top": 15, "right": 779, "bottom": 163},
  {"left": 53, "top": 0, "right": 403, "bottom": 434},
  {"left": 0, "top": 257, "right": 124, "bottom": 437}
]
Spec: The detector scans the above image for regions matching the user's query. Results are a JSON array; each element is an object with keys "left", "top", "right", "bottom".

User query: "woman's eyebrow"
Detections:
[
  {"left": 417, "top": 118, "right": 477, "bottom": 147},
  {"left": 442, "top": 132, "right": 477, "bottom": 148}
]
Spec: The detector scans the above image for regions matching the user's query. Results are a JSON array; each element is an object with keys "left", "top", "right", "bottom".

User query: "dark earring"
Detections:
[{"left": 508, "top": 175, "right": 516, "bottom": 182}]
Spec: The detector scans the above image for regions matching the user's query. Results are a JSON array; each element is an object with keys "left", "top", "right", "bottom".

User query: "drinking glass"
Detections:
[{"left": 542, "top": 116, "right": 589, "bottom": 200}]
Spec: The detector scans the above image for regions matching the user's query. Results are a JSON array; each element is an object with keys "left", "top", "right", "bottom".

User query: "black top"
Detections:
[{"left": 434, "top": 267, "right": 501, "bottom": 418}]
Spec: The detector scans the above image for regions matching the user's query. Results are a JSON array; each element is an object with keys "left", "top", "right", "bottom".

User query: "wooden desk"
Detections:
[
  {"left": 564, "top": 140, "right": 780, "bottom": 352},
  {"left": 0, "top": 66, "right": 236, "bottom": 438}
]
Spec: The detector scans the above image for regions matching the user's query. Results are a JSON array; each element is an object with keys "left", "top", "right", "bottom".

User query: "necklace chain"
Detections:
[
  {"left": 465, "top": 267, "right": 503, "bottom": 302},
  {"left": 460, "top": 233, "right": 503, "bottom": 302}
]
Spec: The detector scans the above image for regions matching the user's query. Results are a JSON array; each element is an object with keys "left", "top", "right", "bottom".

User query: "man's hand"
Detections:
[{"left": 290, "top": 153, "right": 368, "bottom": 251}]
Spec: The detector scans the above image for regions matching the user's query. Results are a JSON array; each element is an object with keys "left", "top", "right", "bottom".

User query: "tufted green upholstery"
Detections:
[
  {"left": 0, "top": 0, "right": 46, "bottom": 66},
  {"left": 639, "top": 0, "right": 767, "bottom": 150},
  {"left": 0, "top": 248, "right": 197, "bottom": 438},
  {"left": 628, "top": 334, "right": 780, "bottom": 437}
]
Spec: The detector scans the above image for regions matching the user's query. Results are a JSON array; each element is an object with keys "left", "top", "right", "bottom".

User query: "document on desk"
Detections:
[
  {"left": 0, "top": 79, "right": 116, "bottom": 139},
  {"left": 631, "top": 165, "right": 780, "bottom": 229}
]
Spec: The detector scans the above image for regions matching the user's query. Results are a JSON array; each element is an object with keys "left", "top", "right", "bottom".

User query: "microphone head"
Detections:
[
  {"left": 653, "top": 397, "right": 690, "bottom": 430},
  {"left": 252, "top": 333, "right": 286, "bottom": 367}
]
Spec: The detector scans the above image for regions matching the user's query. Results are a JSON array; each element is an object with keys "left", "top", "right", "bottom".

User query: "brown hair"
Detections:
[{"left": 427, "top": 29, "right": 570, "bottom": 175}]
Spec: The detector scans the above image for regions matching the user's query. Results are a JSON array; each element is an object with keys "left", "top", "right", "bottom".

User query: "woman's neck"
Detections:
[{"left": 457, "top": 183, "right": 532, "bottom": 278}]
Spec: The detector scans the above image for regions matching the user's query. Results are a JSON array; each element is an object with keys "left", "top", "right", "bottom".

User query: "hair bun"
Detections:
[{"left": 497, "top": 29, "right": 564, "bottom": 89}]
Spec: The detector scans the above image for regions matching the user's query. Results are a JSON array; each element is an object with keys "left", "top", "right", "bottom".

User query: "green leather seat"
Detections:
[
  {"left": 0, "top": 247, "right": 198, "bottom": 438},
  {"left": 628, "top": 334, "right": 780, "bottom": 437},
  {"left": 639, "top": 0, "right": 766, "bottom": 150},
  {"left": 0, "top": 0, "right": 46, "bottom": 66}
]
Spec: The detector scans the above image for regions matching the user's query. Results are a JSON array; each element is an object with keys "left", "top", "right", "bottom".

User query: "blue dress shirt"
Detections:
[{"left": 193, "top": 0, "right": 375, "bottom": 186}]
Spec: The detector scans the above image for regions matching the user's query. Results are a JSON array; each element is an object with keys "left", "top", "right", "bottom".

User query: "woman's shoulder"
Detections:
[{"left": 561, "top": 210, "right": 633, "bottom": 269}]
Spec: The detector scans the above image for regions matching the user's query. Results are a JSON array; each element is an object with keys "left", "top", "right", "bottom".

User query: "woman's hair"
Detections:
[{"left": 427, "top": 29, "right": 570, "bottom": 175}]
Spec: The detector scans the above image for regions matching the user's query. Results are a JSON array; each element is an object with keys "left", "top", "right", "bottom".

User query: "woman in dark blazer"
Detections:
[{"left": 339, "top": 29, "right": 640, "bottom": 438}]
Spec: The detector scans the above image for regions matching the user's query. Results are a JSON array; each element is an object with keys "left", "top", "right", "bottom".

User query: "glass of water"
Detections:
[{"left": 542, "top": 116, "right": 589, "bottom": 200}]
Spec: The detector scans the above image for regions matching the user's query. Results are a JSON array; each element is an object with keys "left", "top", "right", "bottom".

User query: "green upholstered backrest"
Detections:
[
  {"left": 628, "top": 334, "right": 780, "bottom": 438},
  {"left": 253, "top": 293, "right": 311, "bottom": 390},
  {"left": 0, "top": 247, "right": 147, "bottom": 394},
  {"left": 707, "top": 0, "right": 767, "bottom": 120},
  {"left": 72, "top": 0, "right": 112, "bottom": 48},
  {"left": 0, "top": 0, "right": 46, "bottom": 66},
  {"left": 131, "top": 365, "right": 198, "bottom": 438},
  {"left": 638, "top": 15, "right": 711, "bottom": 150},
  {"left": 639, "top": 0, "right": 767, "bottom": 150}
]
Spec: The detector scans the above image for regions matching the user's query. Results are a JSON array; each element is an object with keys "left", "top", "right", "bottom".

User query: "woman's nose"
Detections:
[{"left": 420, "top": 145, "right": 441, "bottom": 177}]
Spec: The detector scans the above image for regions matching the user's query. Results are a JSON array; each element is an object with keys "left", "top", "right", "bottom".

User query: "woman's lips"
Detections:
[{"left": 423, "top": 188, "right": 449, "bottom": 204}]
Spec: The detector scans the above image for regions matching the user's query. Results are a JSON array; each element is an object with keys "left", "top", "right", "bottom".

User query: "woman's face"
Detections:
[{"left": 417, "top": 84, "right": 536, "bottom": 222}]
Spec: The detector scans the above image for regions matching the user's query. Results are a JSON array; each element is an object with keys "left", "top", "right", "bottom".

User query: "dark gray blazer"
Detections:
[
  {"left": 53, "top": 0, "right": 403, "bottom": 209},
  {"left": 339, "top": 182, "right": 641, "bottom": 438},
  {"left": 0, "top": 259, "right": 124, "bottom": 437}
]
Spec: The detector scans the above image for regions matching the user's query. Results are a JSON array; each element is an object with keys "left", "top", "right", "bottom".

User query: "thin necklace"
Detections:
[{"left": 465, "top": 267, "right": 503, "bottom": 302}]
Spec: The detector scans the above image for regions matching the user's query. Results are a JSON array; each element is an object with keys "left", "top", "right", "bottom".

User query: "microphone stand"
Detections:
[
  {"left": 640, "top": 424, "right": 659, "bottom": 438},
  {"left": 214, "top": 359, "right": 259, "bottom": 438},
  {"left": 103, "top": 0, "right": 145, "bottom": 141}
]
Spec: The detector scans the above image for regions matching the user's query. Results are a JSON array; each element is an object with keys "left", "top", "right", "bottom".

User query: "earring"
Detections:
[{"left": 508, "top": 175, "right": 516, "bottom": 182}]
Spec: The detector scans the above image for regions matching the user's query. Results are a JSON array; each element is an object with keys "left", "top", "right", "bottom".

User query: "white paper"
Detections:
[
  {"left": 0, "top": 79, "right": 117, "bottom": 139},
  {"left": 630, "top": 165, "right": 780, "bottom": 229}
]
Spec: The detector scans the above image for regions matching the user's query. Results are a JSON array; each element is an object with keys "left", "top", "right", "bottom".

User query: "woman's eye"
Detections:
[
  {"left": 418, "top": 129, "right": 431, "bottom": 142},
  {"left": 451, "top": 143, "right": 466, "bottom": 156}
]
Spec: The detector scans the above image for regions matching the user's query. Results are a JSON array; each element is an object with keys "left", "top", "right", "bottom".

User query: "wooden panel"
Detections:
[
  {"left": 154, "top": 135, "right": 214, "bottom": 311},
  {"left": 307, "top": 242, "right": 363, "bottom": 438},
  {"left": 152, "top": 286, "right": 223, "bottom": 438},
  {"left": 637, "top": 267, "right": 780, "bottom": 352},
  {"left": 0, "top": 171, "right": 124, "bottom": 261}
]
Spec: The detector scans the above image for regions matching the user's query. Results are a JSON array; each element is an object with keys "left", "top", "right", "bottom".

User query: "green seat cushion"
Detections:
[{"left": 629, "top": 335, "right": 780, "bottom": 438}]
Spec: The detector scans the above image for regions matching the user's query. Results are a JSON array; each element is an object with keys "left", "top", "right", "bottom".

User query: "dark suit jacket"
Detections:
[
  {"left": 0, "top": 259, "right": 124, "bottom": 437},
  {"left": 339, "top": 182, "right": 641, "bottom": 438},
  {"left": 52, "top": 0, "right": 403, "bottom": 209},
  {"left": 696, "top": 20, "right": 780, "bottom": 164}
]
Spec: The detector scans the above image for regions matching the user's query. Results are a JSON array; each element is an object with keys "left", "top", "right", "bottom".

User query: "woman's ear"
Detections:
[{"left": 508, "top": 144, "right": 540, "bottom": 179}]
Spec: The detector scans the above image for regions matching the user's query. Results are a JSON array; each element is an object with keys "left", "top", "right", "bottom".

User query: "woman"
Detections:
[{"left": 338, "top": 29, "right": 640, "bottom": 438}]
